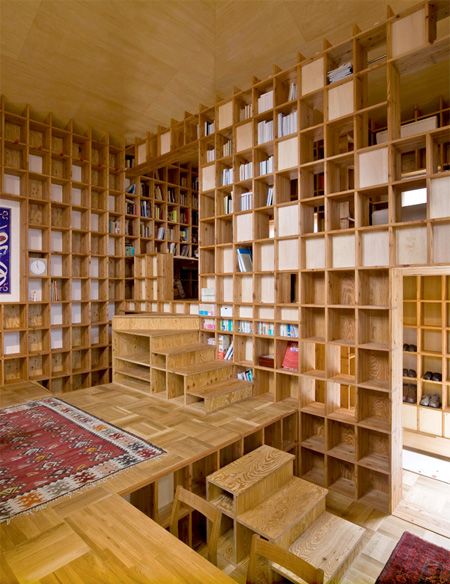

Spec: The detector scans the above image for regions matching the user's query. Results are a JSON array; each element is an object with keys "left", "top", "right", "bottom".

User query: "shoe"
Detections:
[
  {"left": 429, "top": 394, "right": 441, "bottom": 408},
  {"left": 423, "top": 371, "right": 433, "bottom": 380},
  {"left": 420, "top": 394, "right": 431, "bottom": 406},
  {"left": 403, "top": 385, "right": 408, "bottom": 402},
  {"left": 407, "top": 369, "right": 416, "bottom": 378},
  {"left": 403, "top": 368, "right": 409, "bottom": 378},
  {"left": 409, "top": 344, "right": 417, "bottom": 352},
  {"left": 431, "top": 372, "right": 442, "bottom": 382},
  {"left": 403, "top": 343, "right": 409, "bottom": 351},
  {"left": 406, "top": 385, "right": 417, "bottom": 404}
]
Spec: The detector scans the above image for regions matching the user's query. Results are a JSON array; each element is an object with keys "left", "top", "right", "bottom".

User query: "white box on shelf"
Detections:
[
  {"left": 51, "top": 255, "right": 63, "bottom": 277},
  {"left": 51, "top": 183, "right": 63, "bottom": 202},
  {"left": 358, "top": 147, "right": 388, "bottom": 188},
  {"left": 332, "top": 234, "right": 355, "bottom": 268},
  {"left": 72, "top": 187, "right": 82, "bottom": 206},
  {"left": 51, "top": 231, "right": 63, "bottom": 252},
  {"left": 361, "top": 230, "right": 390, "bottom": 266},
  {"left": 28, "top": 228, "right": 43, "bottom": 251},
  {"left": 71, "top": 164, "right": 82, "bottom": 182},
  {"left": 4, "top": 332, "right": 21, "bottom": 355},
  {"left": 71, "top": 303, "right": 82, "bottom": 324},
  {"left": 305, "top": 237, "right": 325, "bottom": 269},
  {"left": 29, "top": 154, "right": 43, "bottom": 174},
  {"left": 396, "top": 226, "right": 427, "bottom": 265},
  {"left": 4, "top": 174, "right": 21, "bottom": 195},
  {"left": 51, "top": 328, "right": 63, "bottom": 350},
  {"left": 51, "top": 304, "right": 63, "bottom": 325}
]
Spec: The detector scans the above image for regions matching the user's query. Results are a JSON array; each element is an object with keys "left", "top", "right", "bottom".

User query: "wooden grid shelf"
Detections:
[{"left": 0, "top": 100, "right": 200, "bottom": 390}]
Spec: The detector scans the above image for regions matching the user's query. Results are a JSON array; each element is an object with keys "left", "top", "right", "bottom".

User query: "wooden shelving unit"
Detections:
[
  {"left": 401, "top": 273, "right": 450, "bottom": 445},
  {"left": 122, "top": 1, "right": 449, "bottom": 513},
  {"left": 0, "top": 101, "right": 200, "bottom": 391}
]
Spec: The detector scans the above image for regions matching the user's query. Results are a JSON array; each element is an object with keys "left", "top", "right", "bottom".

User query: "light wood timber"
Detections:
[
  {"left": 286, "top": 512, "right": 366, "bottom": 584},
  {"left": 247, "top": 534, "right": 324, "bottom": 584},
  {"left": 236, "top": 477, "right": 327, "bottom": 548},
  {"left": 170, "top": 485, "right": 223, "bottom": 565}
]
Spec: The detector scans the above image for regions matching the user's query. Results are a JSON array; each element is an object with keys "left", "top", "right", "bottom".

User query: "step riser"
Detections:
[
  {"left": 184, "top": 367, "right": 234, "bottom": 392},
  {"left": 276, "top": 498, "right": 325, "bottom": 548},
  {"left": 152, "top": 331, "right": 198, "bottom": 351},
  {"left": 204, "top": 384, "right": 253, "bottom": 413},
  {"left": 167, "top": 347, "right": 216, "bottom": 369}
]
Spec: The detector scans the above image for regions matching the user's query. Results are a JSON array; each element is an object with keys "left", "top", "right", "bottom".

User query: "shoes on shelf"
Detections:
[
  {"left": 403, "top": 344, "right": 417, "bottom": 352},
  {"left": 403, "top": 384, "right": 409, "bottom": 402},
  {"left": 403, "top": 368, "right": 409, "bottom": 377},
  {"left": 431, "top": 372, "right": 442, "bottom": 382},
  {"left": 420, "top": 394, "right": 431, "bottom": 406},
  {"left": 423, "top": 371, "right": 433, "bottom": 380},
  {"left": 406, "top": 385, "right": 417, "bottom": 404},
  {"left": 429, "top": 394, "right": 441, "bottom": 408},
  {"left": 407, "top": 369, "right": 416, "bottom": 378}
]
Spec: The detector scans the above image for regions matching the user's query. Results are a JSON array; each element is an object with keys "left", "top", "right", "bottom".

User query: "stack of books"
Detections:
[
  {"left": 257, "top": 90, "right": 274, "bottom": 113},
  {"left": 327, "top": 62, "right": 353, "bottom": 84},
  {"left": 239, "top": 104, "right": 253, "bottom": 121},
  {"left": 259, "top": 156, "right": 274, "bottom": 176},
  {"left": 278, "top": 111, "right": 298, "bottom": 137},
  {"left": 239, "top": 161, "right": 253, "bottom": 181},
  {"left": 240, "top": 191, "right": 253, "bottom": 211},
  {"left": 222, "top": 167, "right": 234, "bottom": 185},
  {"left": 257, "top": 120, "right": 273, "bottom": 144}
]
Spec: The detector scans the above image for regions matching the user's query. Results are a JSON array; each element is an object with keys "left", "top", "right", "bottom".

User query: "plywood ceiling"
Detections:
[{"left": 0, "top": 0, "right": 447, "bottom": 142}]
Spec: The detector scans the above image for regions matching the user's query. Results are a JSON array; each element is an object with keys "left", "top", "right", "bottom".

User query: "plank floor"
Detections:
[{"left": 1, "top": 381, "right": 449, "bottom": 583}]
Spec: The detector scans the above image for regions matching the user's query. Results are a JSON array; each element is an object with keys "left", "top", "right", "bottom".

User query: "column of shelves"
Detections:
[
  {"left": 0, "top": 97, "right": 128, "bottom": 389},
  {"left": 402, "top": 274, "right": 449, "bottom": 439},
  {"left": 196, "top": 2, "right": 450, "bottom": 512}
]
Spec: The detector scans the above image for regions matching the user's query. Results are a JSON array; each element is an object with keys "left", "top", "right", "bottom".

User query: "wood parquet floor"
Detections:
[{"left": 1, "top": 381, "right": 449, "bottom": 583}]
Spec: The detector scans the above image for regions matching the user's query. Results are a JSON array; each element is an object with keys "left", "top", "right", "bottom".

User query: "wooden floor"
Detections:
[{"left": 1, "top": 381, "right": 449, "bottom": 583}]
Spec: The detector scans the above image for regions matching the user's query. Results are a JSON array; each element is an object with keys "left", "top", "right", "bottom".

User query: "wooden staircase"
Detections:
[
  {"left": 207, "top": 445, "right": 365, "bottom": 581},
  {"left": 164, "top": 335, "right": 253, "bottom": 412}
]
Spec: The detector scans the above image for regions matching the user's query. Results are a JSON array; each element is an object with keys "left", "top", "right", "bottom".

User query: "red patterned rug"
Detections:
[
  {"left": 0, "top": 397, "right": 165, "bottom": 522},
  {"left": 375, "top": 531, "right": 450, "bottom": 584}
]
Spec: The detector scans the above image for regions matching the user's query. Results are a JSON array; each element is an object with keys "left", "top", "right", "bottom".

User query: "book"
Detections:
[
  {"left": 282, "top": 342, "right": 299, "bottom": 370},
  {"left": 236, "top": 248, "right": 253, "bottom": 272}
]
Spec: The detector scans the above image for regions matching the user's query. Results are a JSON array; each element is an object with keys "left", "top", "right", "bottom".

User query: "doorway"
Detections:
[{"left": 391, "top": 266, "right": 450, "bottom": 537}]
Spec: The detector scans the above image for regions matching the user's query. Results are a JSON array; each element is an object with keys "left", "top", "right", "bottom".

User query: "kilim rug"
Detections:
[
  {"left": 375, "top": 531, "right": 450, "bottom": 584},
  {"left": 0, "top": 397, "right": 165, "bottom": 522}
]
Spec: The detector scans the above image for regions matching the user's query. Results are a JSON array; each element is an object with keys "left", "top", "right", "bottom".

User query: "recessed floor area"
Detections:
[{"left": 1, "top": 381, "right": 449, "bottom": 583}]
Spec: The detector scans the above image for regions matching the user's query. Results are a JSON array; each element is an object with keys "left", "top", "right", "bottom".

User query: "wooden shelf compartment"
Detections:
[
  {"left": 301, "top": 271, "right": 325, "bottom": 305},
  {"left": 357, "top": 467, "right": 390, "bottom": 519},
  {"left": 300, "top": 447, "right": 325, "bottom": 486},
  {"left": 358, "top": 268, "right": 389, "bottom": 307},
  {"left": 357, "top": 348, "right": 390, "bottom": 391},
  {"left": 358, "top": 308, "right": 390, "bottom": 350},
  {"left": 327, "top": 344, "right": 356, "bottom": 384},
  {"left": 328, "top": 308, "right": 356, "bottom": 346},
  {"left": 327, "top": 418, "right": 356, "bottom": 462},
  {"left": 301, "top": 306, "right": 325, "bottom": 342},
  {"left": 327, "top": 380, "right": 357, "bottom": 424},
  {"left": 300, "top": 377, "right": 326, "bottom": 416},
  {"left": 300, "top": 340, "right": 326, "bottom": 378},
  {"left": 358, "top": 426, "right": 390, "bottom": 474},
  {"left": 301, "top": 412, "right": 326, "bottom": 453},
  {"left": 327, "top": 455, "right": 357, "bottom": 502},
  {"left": 358, "top": 387, "right": 390, "bottom": 432}
]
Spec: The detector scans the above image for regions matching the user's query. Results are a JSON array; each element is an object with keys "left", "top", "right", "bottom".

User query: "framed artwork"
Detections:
[{"left": 0, "top": 199, "right": 21, "bottom": 303}]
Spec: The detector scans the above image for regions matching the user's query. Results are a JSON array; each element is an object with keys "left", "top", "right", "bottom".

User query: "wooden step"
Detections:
[
  {"left": 236, "top": 477, "right": 327, "bottom": 548},
  {"left": 169, "top": 361, "right": 235, "bottom": 392},
  {"left": 273, "top": 511, "right": 365, "bottom": 584},
  {"left": 186, "top": 379, "right": 253, "bottom": 413},
  {"left": 162, "top": 343, "right": 216, "bottom": 368}
]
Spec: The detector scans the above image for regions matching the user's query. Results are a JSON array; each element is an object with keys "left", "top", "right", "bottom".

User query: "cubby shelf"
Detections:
[
  {"left": 0, "top": 101, "right": 198, "bottom": 391},
  {"left": 402, "top": 274, "right": 449, "bottom": 442}
]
